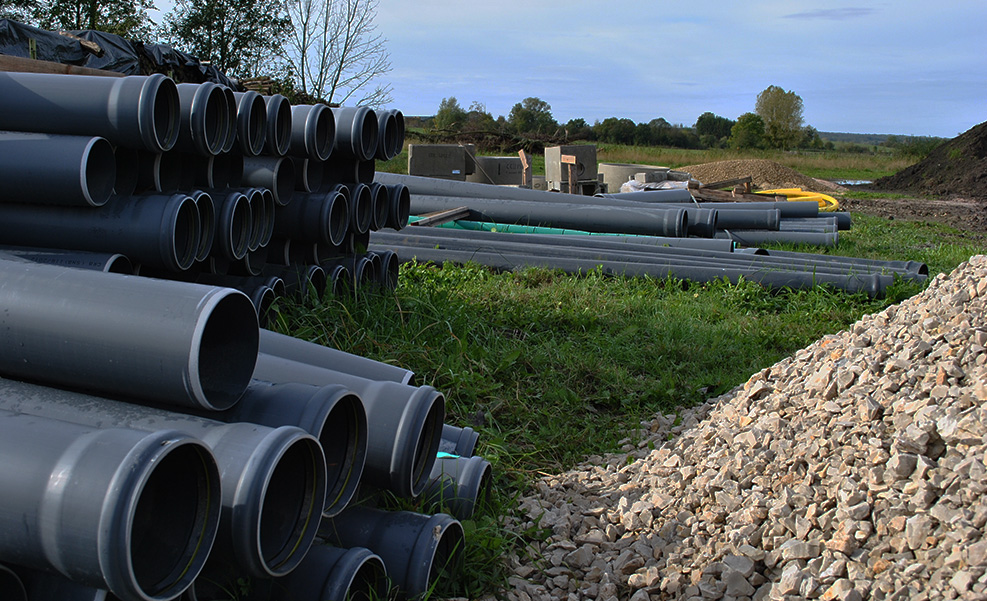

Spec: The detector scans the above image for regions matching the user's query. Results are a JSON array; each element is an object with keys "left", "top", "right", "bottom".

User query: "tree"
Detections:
[
  {"left": 755, "top": 85, "right": 804, "bottom": 149},
  {"left": 29, "top": 0, "right": 156, "bottom": 38},
  {"left": 730, "top": 112, "right": 765, "bottom": 149},
  {"left": 282, "top": 0, "right": 391, "bottom": 107},
  {"left": 594, "top": 117, "right": 635, "bottom": 145},
  {"left": 433, "top": 96, "right": 467, "bottom": 131},
  {"left": 464, "top": 101, "right": 497, "bottom": 132},
  {"left": 162, "top": 0, "right": 291, "bottom": 79},
  {"left": 694, "top": 112, "right": 735, "bottom": 145},
  {"left": 506, "top": 97, "right": 557, "bottom": 136},
  {"left": 1, "top": 0, "right": 39, "bottom": 23}
]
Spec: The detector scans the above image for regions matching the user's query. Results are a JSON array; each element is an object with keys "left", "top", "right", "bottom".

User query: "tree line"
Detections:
[{"left": 0, "top": 0, "right": 392, "bottom": 107}]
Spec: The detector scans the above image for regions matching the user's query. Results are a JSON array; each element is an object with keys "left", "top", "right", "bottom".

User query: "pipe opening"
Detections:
[
  {"left": 172, "top": 197, "right": 199, "bottom": 271},
  {"left": 427, "top": 519, "right": 465, "bottom": 596},
  {"left": 369, "top": 183, "right": 388, "bottom": 231},
  {"left": 82, "top": 137, "right": 117, "bottom": 207},
  {"left": 202, "top": 89, "right": 225, "bottom": 154},
  {"left": 259, "top": 438, "right": 323, "bottom": 571},
  {"left": 346, "top": 554, "right": 387, "bottom": 601},
  {"left": 314, "top": 108, "right": 334, "bottom": 160},
  {"left": 328, "top": 264, "right": 350, "bottom": 297},
  {"left": 351, "top": 184, "right": 372, "bottom": 235},
  {"left": 112, "top": 145, "right": 139, "bottom": 197},
  {"left": 245, "top": 189, "right": 265, "bottom": 252},
  {"left": 224, "top": 193, "right": 251, "bottom": 260},
  {"left": 105, "top": 254, "right": 135, "bottom": 275},
  {"left": 270, "top": 98, "right": 292, "bottom": 156},
  {"left": 358, "top": 110, "right": 377, "bottom": 161},
  {"left": 275, "top": 159, "right": 295, "bottom": 207},
  {"left": 129, "top": 442, "right": 218, "bottom": 597},
  {"left": 327, "top": 191, "right": 349, "bottom": 246},
  {"left": 221, "top": 87, "right": 237, "bottom": 153},
  {"left": 411, "top": 391, "right": 444, "bottom": 496},
  {"left": 151, "top": 78, "right": 180, "bottom": 152},
  {"left": 321, "top": 391, "right": 366, "bottom": 514},
  {"left": 195, "top": 290, "right": 259, "bottom": 408},
  {"left": 193, "top": 193, "right": 216, "bottom": 262}
]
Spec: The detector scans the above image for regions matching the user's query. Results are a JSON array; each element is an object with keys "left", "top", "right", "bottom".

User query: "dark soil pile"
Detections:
[{"left": 873, "top": 121, "right": 987, "bottom": 199}]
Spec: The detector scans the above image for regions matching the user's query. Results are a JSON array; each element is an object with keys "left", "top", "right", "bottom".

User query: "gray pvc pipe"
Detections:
[
  {"left": 290, "top": 103, "right": 335, "bottom": 161},
  {"left": 319, "top": 507, "right": 464, "bottom": 600},
  {"left": 263, "top": 94, "right": 292, "bottom": 156},
  {"left": 0, "top": 192, "right": 199, "bottom": 271},
  {"left": 242, "top": 155, "right": 295, "bottom": 206},
  {"left": 218, "top": 84, "right": 237, "bottom": 153},
  {"left": 715, "top": 229, "right": 838, "bottom": 247},
  {"left": 322, "top": 156, "right": 362, "bottom": 187},
  {"left": 0, "top": 383, "right": 327, "bottom": 579},
  {"left": 264, "top": 263, "right": 327, "bottom": 298},
  {"left": 188, "top": 189, "right": 216, "bottom": 263},
  {"left": 111, "top": 144, "right": 139, "bottom": 198},
  {"left": 409, "top": 193, "right": 688, "bottom": 237},
  {"left": 0, "top": 408, "right": 221, "bottom": 601},
  {"left": 659, "top": 199, "right": 821, "bottom": 219},
  {"left": 276, "top": 190, "right": 350, "bottom": 246},
  {"left": 184, "top": 152, "right": 231, "bottom": 190},
  {"left": 596, "top": 188, "right": 695, "bottom": 203},
  {"left": 241, "top": 187, "right": 266, "bottom": 252},
  {"left": 368, "top": 248, "right": 400, "bottom": 290},
  {"left": 384, "top": 183, "right": 411, "bottom": 230},
  {"left": 325, "top": 263, "right": 350, "bottom": 297},
  {"left": 136, "top": 150, "right": 182, "bottom": 193},
  {"left": 0, "top": 131, "right": 116, "bottom": 207},
  {"left": 440, "top": 424, "right": 479, "bottom": 457},
  {"left": 375, "top": 108, "right": 398, "bottom": 161},
  {"left": 233, "top": 90, "right": 268, "bottom": 156},
  {"left": 257, "top": 187, "right": 277, "bottom": 247},
  {"left": 0, "top": 247, "right": 134, "bottom": 274},
  {"left": 332, "top": 106, "right": 378, "bottom": 161},
  {"left": 259, "top": 328, "right": 414, "bottom": 385},
  {"left": 686, "top": 207, "right": 718, "bottom": 237},
  {"left": 253, "top": 352, "right": 444, "bottom": 497},
  {"left": 760, "top": 248, "right": 928, "bottom": 277},
  {"left": 272, "top": 544, "right": 388, "bottom": 601},
  {"left": 291, "top": 156, "right": 325, "bottom": 192},
  {"left": 344, "top": 182, "right": 374, "bottom": 235},
  {"left": 376, "top": 172, "right": 587, "bottom": 203},
  {"left": 0, "top": 564, "right": 27, "bottom": 601},
  {"left": 0, "top": 258, "right": 259, "bottom": 409},
  {"left": 174, "top": 82, "right": 228, "bottom": 156},
  {"left": 325, "top": 254, "right": 377, "bottom": 290},
  {"left": 710, "top": 208, "right": 780, "bottom": 230},
  {"left": 368, "top": 181, "right": 390, "bottom": 231},
  {"left": 459, "top": 228, "right": 736, "bottom": 253},
  {"left": 423, "top": 455, "right": 493, "bottom": 520},
  {"left": 206, "top": 189, "right": 251, "bottom": 260},
  {"left": 0, "top": 72, "right": 179, "bottom": 152}
]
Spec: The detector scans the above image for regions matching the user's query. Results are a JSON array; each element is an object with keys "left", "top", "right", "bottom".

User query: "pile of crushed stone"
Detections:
[
  {"left": 874, "top": 121, "right": 987, "bottom": 199},
  {"left": 678, "top": 159, "right": 843, "bottom": 192},
  {"left": 502, "top": 255, "right": 987, "bottom": 601}
]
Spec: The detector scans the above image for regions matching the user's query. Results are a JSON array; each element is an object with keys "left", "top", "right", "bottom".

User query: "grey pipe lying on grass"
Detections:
[
  {"left": 264, "top": 263, "right": 328, "bottom": 298},
  {"left": 376, "top": 171, "right": 594, "bottom": 203},
  {"left": 271, "top": 545, "right": 388, "bottom": 601},
  {"left": 0, "top": 408, "right": 221, "bottom": 601},
  {"left": 259, "top": 328, "right": 415, "bottom": 385},
  {"left": 377, "top": 243, "right": 893, "bottom": 297},
  {"left": 715, "top": 229, "right": 838, "bottom": 247},
  {"left": 0, "top": 258, "right": 258, "bottom": 410},
  {"left": 423, "top": 454, "right": 493, "bottom": 521},
  {"left": 438, "top": 226, "right": 736, "bottom": 253},
  {"left": 325, "top": 262, "right": 351, "bottom": 296},
  {"left": 0, "top": 131, "right": 116, "bottom": 207},
  {"left": 324, "top": 253, "right": 378, "bottom": 290},
  {"left": 253, "top": 352, "right": 444, "bottom": 498},
  {"left": 368, "top": 248, "right": 400, "bottom": 290},
  {"left": 0, "top": 246, "right": 134, "bottom": 274},
  {"left": 232, "top": 91, "right": 268, "bottom": 156},
  {"left": 754, "top": 248, "right": 927, "bottom": 278},
  {"left": 319, "top": 507, "right": 464, "bottom": 601},
  {"left": 0, "top": 380, "right": 327, "bottom": 579},
  {"left": 440, "top": 424, "right": 479, "bottom": 457},
  {"left": 0, "top": 72, "right": 179, "bottom": 152}
]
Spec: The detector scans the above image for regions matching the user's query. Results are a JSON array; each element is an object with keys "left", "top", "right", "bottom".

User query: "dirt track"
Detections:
[{"left": 838, "top": 189, "right": 987, "bottom": 235}]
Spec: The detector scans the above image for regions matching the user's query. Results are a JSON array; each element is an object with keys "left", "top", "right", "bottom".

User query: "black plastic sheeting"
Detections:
[{"left": 0, "top": 18, "right": 239, "bottom": 88}]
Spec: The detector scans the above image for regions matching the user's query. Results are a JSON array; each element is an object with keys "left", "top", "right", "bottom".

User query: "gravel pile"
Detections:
[
  {"left": 679, "top": 159, "right": 844, "bottom": 192},
  {"left": 503, "top": 255, "right": 987, "bottom": 601}
]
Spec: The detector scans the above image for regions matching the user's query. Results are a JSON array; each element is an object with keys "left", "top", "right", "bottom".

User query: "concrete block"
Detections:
[
  {"left": 598, "top": 162, "right": 669, "bottom": 191},
  {"left": 531, "top": 175, "right": 548, "bottom": 191},
  {"left": 466, "top": 156, "right": 524, "bottom": 185},
  {"left": 408, "top": 144, "right": 467, "bottom": 180},
  {"left": 545, "top": 145, "right": 597, "bottom": 190},
  {"left": 462, "top": 143, "right": 476, "bottom": 175}
]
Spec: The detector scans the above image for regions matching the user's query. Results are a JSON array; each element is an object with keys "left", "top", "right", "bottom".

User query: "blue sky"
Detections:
[{"left": 372, "top": 1, "right": 986, "bottom": 138}]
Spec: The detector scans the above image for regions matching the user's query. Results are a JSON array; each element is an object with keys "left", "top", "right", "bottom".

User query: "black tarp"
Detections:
[{"left": 0, "top": 18, "right": 89, "bottom": 65}]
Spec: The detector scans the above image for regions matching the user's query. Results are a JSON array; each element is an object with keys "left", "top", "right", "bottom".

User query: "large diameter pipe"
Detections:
[
  {"left": 228, "top": 380, "right": 368, "bottom": 517},
  {"left": 232, "top": 90, "right": 268, "bottom": 156},
  {"left": 272, "top": 544, "right": 388, "bottom": 601},
  {"left": 174, "top": 82, "right": 229, "bottom": 156},
  {"left": 263, "top": 94, "right": 292, "bottom": 156},
  {"left": 253, "top": 353, "right": 444, "bottom": 498},
  {"left": 319, "top": 508, "right": 464, "bottom": 600},
  {"left": 242, "top": 156, "right": 296, "bottom": 206},
  {"left": 219, "top": 85, "right": 238, "bottom": 153},
  {"left": 423, "top": 455, "right": 493, "bottom": 520},
  {"left": 189, "top": 189, "right": 216, "bottom": 263},
  {"left": 0, "top": 192, "right": 199, "bottom": 271},
  {"left": 259, "top": 328, "right": 414, "bottom": 385},
  {"left": 0, "top": 131, "right": 116, "bottom": 207},
  {"left": 0, "top": 259, "right": 259, "bottom": 410},
  {"left": 368, "top": 181, "right": 390, "bottom": 231},
  {"left": 409, "top": 193, "right": 689, "bottom": 238},
  {"left": 368, "top": 248, "right": 400, "bottom": 290},
  {"left": 332, "top": 106, "right": 378, "bottom": 161},
  {"left": 206, "top": 189, "right": 251, "bottom": 261},
  {"left": 0, "top": 382, "right": 327, "bottom": 579},
  {"left": 264, "top": 263, "right": 328, "bottom": 298},
  {"left": 384, "top": 183, "right": 411, "bottom": 230},
  {"left": 292, "top": 156, "right": 325, "bottom": 193},
  {"left": 276, "top": 190, "right": 349, "bottom": 246},
  {"left": 136, "top": 150, "right": 182, "bottom": 193},
  {"left": 0, "top": 564, "right": 26, "bottom": 601},
  {"left": 375, "top": 108, "right": 403, "bottom": 160},
  {"left": 0, "top": 408, "right": 221, "bottom": 601},
  {"left": 111, "top": 144, "right": 139, "bottom": 198},
  {"left": 0, "top": 246, "right": 134, "bottom": 274},
  {"left": 290, "top": 103, "right": 335, "bottom": 161},
  {"left": 0, "top": 72, "right": 179, "bottom": 152},
  {"left": 345, "top": 182, "right": 374, "bottom": 235}
]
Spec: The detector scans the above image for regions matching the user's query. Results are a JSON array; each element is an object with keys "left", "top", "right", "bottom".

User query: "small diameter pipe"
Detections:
[
  {"left": 439, "top": 424, "right": 479, "bottom": 457},
  {"left": 136, "top": 150, "right": 182, "bottom": 193},
  {"left": 384, "top": 183, "right": 411, "bottom": 230},
  {"left": 422, "top": 455, "right": 493, "bottom": 520},
  {"left": 253, "top": 353, "right": 444, "bottom": 498},
  {"left": 0, "top": 131, "right": 116, "bottom": 207},
  {"left": 291, "top": 156, "right": 325, "bottom": 193},
  {"left": 174, "top": 82, "right": 228, "bottom": 156},
  {"left": 259, "top": 328, "right": 414, "bottom": 386},
  {"left": 233, "top": 90, "right": 268, "bottom": 156},
  {"left": 654, "top": 199, "right": 821, "bottom": 218},
  {"left": 263, "top": 94, "right": 292, "bottom": 157},
  {"left": 0, "top": 247, "right": 134, "bottom": 274},
  {"left": 242, "top": 156, "right": 296, "bottom": 206},
  {"left": 760, "top": 248, "right": 928, "bottom": 278},
  {"left": 595, "top": 188, "right": 695, "bottom": 203},
  {"left": 331, "top": 106, "right": 378, "bottom": 161},
  {"left": 227, "top": 380, "right": 368, "bottom": 517},
  {"left": 0, "top": 385, "right": 326, "bottom": 579},
  {"left": 714, "top": 229, "right": 838, "bottom": 247},
  {"left": 0, "top": 259, "right": 259, "bottom": 409},
  {"left": 376, "top": 171, "right": 600, "bottom": 203},
  {"left": 368, "top": 249, "right": 400, "bottom": 290},
  {"left": 290, "top": 103, "right": 335, "bottom": 161},
  {"left": 0, "top": 192, "right": 199, "bottom": 271},
  {"left": 319, "top": 507, "right": 464, "bottom": 601},
  {"left": 344, "top": 182, "right": 374, "bottom": 235},
  {"left": 206, "top": 189, "right": 251, "bottom": 261},
  {"left": 276, "top": 190, "right": 350, "bottom": 246},
  {"left": 0, "top": 564, "right": 26, "bottom": 601},
  {"left": 0, "top": 72, "right": 179, "bottom": 152},
  {"left": 0, "top": 408, "right": 221, "bottom": 601},
  {"left": 272, "top": 545, "right": 388, "bottom": 601},
  {"left": 368, "top": 181, "right": 390, "bottom": 231}
]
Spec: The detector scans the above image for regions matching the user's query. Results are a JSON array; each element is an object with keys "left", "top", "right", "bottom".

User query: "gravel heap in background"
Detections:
[
  {"left": 503, "top": 255, "right": 987, "bottom": 601},
  {"left": 678, "top": 159, "right": 844, "bottom": 192}
]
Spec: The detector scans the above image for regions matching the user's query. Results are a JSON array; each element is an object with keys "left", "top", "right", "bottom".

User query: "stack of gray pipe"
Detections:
[
  {"left": 0, "top": 254, "right": 478, "bottom": 600},
  {"left": 0, "top": 71, "right": 411, "bottom": 329}
]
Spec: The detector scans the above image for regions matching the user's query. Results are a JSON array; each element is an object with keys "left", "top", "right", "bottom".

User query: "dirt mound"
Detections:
[
  {"left": 873, "top": 120, "right": 987, "bottom": 199},
  {"left": 678, "top": 159, "right": 843, "bottom": 192}
]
